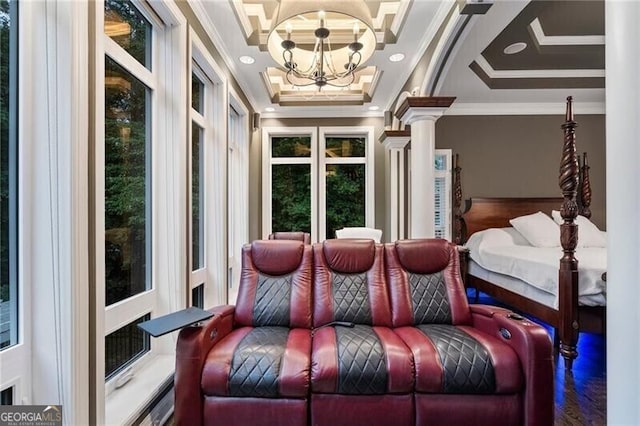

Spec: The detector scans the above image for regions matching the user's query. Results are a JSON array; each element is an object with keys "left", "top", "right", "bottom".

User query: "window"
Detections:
[
  {"left": 271, "top": 135, "right": 314, "bottom": 234},
  {"left": 1, "top": 0, "right": 18, "bottom": 351},
  {"left": 227, "top": 99, "right": 249, "bottom": 303},
  {"left": 434, "top": 149, "right": 452, "bottom": 240},
  {"left": 263, "top": 127, "right": 317, "bottom": 241},
  {"left": 189, "top": 67, "right": 206, "bottom": 288},
  {"left": 104, "top": 56, "right": 151, "bottom": 306},
  {"left": 100, "top": 1, "right": 189, "bottom": 422},
  {"left": 320, "top": 131, "right": 372, "bottom": 241},
  {"left": 105, "top": 314, "right": 150, "bottom": 379},
  {"left": 191, "top": 83, "right": 204, "bottom": 271},
  {"left": 191, "top": 284, "right": 204, "bottom": 309},
  {"left": 263, "top": 126, "right": 374, "bottom": 242},
  {"left": 0, "top": 387, "right": 12, "bottom": 405},
  {"left": 189, "top": 30, "right": 229, "bottom": 309},
  {"left": 103, "top": 0, "right": 156, "bottom": 380}
]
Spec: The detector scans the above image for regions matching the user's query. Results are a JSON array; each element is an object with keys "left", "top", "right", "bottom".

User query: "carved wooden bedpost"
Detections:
[
  {"left": 558, "top": 96, "right": 580, "bottom": 369},
  {"left": 580, "top": 152, "right": 592, "bottom": 219},
  {"left": 453, "top": 153, "right": 464, "bottom": 244}
]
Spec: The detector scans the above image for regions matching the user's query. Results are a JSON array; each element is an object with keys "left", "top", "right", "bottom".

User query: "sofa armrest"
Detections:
[
  {"left": 174, "top": 305, "right": 235, "bottom": 426},
  {"left": 470, "top": 304, "right": 554, "bottom": 426}
]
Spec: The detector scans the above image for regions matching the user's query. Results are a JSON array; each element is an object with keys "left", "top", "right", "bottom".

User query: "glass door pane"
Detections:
[
  {"left": 272, "top": 164, "right": 311, "bottom": 234},
  {"left": 325, "top": 164, "right": 365, "bottom": 239}
]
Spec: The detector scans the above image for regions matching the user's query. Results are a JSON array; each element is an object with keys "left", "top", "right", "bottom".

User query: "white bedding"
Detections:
[{"left": 465, "top": 227, "right": 607, "bottom": 307}]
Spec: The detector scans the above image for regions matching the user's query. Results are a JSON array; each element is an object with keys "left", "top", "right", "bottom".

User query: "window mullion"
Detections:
[
  {"left": 104, "top": 36, "right": 156, "bottom": 90},
  {"left": 104, "top": 290, "right": 155, "bottom": 335},
  {"left": 191, "top": 110, "right": 206, "bottom": 128}
]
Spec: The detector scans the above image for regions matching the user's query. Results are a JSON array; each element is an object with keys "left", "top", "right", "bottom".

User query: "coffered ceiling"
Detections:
[{"left": 192, "top": 0, "right": 606, "bottom": 117}]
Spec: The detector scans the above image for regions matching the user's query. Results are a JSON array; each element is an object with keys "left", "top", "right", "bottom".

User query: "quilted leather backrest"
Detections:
[
  {"left": 386, "top": 239, "right": 471, "bottom": 327},
  {"left": 313, "top": 239, "right": 391, "bottom": 327},
  {"left": 235, "top": 240, "right": 313, "bottom": 328}
]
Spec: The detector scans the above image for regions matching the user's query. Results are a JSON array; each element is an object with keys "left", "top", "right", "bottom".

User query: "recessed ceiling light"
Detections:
[
  {"left": 265, "top": 107, "right": 275, "bottom": 112},
  {"left": 239, "top": 55, "right": 255, "bottom": 65},
  {"left": 503, "top": 42, "right": 527, "bottom": 55},
  {"left": 389, "top": 53, "right": 405, "bottom": 63},
  {"left": 368, "top": 106, "right": 380, "bottom": 111}
]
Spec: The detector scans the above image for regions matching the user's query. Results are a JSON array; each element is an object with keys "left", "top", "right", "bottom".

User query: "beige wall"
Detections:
[
  {"left": 250, "top": 117, "right": 386, "bottom": 241},
  {"left": 435, "top": 114, "right": 606, "bottom": 229}
]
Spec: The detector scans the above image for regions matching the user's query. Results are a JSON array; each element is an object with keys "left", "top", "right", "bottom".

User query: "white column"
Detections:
[
  {"left": 380, "top": 132, "right": 410, "bottom": 242},
  {"left": 606, "top": 2, "right": 640, "bottom": 424},
  {"left": 399, "top": 98, "right": 454, "bottom": 238}
]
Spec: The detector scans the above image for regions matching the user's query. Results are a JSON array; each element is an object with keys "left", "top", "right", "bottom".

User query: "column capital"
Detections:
[
  {"left": 378, "top": 129, "right": 411, "bottom": 150},
  {"left": 396, "top": 96, "right": 456, "bottom": 125}
]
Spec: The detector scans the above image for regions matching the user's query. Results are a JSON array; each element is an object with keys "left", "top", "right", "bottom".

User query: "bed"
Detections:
[{"left": 454, "top": 97, "right": 605, "bottom": 369}]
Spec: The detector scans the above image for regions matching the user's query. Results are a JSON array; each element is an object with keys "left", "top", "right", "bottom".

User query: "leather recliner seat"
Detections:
[{"left": 174, "top": 239, "right": 553, "bottom": 426}]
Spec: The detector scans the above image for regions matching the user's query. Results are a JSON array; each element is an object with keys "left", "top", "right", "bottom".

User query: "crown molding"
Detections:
[
  {"left": 262, "top": 107, "right": 384, "bottom": 119},
  {"left": 445, "top": 101, "right": 605, "bottom": 115},
  {"left": 395, "top": 96, "right": 456, "bottom": 120},
  {"left": 379, "top": 130, "right": 411, "bottom": 149}
]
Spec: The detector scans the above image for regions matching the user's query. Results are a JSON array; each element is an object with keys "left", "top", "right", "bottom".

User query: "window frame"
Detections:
[
  {"left": 318, "top": 126, "right": 375, "bottom": 241},
  {"left": 95, "top": 2, "right": 188, "bottom": 422},
  {"left": 102, "top": 0, "right": 161, "bottom": 384},
  {"left": 227, "top": 90, "right": 249, "bottom": 304},
  {"left": 189, "top": 28, "right": 228, "bottom": 310},
  {"left": 0, "top": 0, "right": 31, "bottom": 406},
  {"left": 262, "top": 126, "right": 318, "bottom": 241},
  {"left": 262, "top": 126, "right": 375, "bottom": 243},
  {"left": 434, "top": 149, "right": 452, "bottom": 240}
]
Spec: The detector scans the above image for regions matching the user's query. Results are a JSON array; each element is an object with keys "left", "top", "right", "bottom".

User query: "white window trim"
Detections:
[
  {"left": 189, "top": 28, "right": 228, "bottom": 309},
  {"left": 227, "top": 88, "right": 249, "bottom": 304},
  {"left": 318, "top": 126, "right": 375, "bottom": 241},
  {"left": 10, "top": 1, "right": 91, "bottom": 423},
  {"left": 262, "top": 126, "right": 318, "bottom": 241}
]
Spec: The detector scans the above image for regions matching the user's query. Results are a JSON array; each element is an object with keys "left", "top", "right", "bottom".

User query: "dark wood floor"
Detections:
[
  {"left": 472, "top": 292, "right": 606, "bottom": 426},
  {"left": 553, "top": 330, "right": 606, "bottom": 425}
]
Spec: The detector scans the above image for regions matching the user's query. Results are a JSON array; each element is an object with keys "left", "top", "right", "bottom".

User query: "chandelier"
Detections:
[{"left": 267, "top": 2, "right": 376, "bottom": 90}]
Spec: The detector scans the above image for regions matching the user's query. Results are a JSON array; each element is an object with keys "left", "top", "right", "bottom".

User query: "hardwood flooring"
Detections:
[
  {"left": 473, "top": 292, "right": 607, "bottom": 425},
  {"left": 551, "top": 329, "right": 606, "bottom": 425}
]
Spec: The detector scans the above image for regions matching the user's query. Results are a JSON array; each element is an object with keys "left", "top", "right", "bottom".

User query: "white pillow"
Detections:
[
  {"left": 509, "top": 211, "right": 560, "bottom": 248},
  {"left": 551, "top": 210, "right": 606, "bottom": 247}
]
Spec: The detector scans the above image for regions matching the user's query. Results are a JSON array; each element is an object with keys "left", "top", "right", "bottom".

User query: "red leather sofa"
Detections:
[{"left": 175, "top": 239, "right": 553, "bottom": 426}]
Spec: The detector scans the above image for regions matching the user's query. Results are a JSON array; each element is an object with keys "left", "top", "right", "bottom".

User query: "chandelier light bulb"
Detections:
[
  {"left": 353, "top": 22, "right": 359, "bottom": 35},
  {"left": 318, "top": 10, "right": 325, "bottom": 27},
  {"left": 285, "top": 22, "right": 292, "bottom": 35}
]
